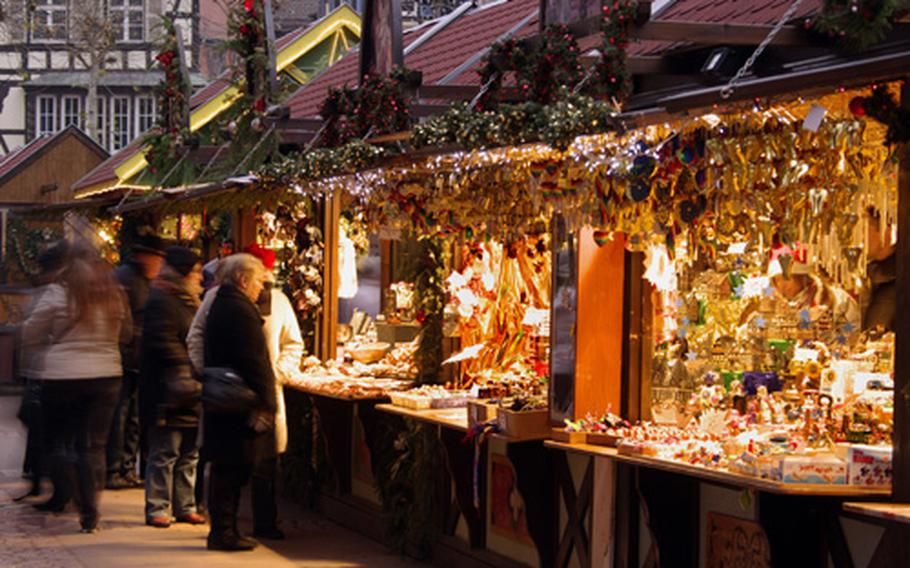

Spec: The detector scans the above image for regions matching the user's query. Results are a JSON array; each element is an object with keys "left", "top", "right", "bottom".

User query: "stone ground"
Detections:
[{"left": 0, "top": 392, "right": 418, "bottom": 568}]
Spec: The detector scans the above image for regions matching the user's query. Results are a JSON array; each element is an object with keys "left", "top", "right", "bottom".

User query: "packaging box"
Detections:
[
  {"left": 550, "top": 428, "right": 587, "bottom": 444},
  {"left": 846, "top": 445, "right": 892, "bottom": 487},
  {"left": 467, "top": 400, "right": 497, "bottom": 428},
  {"left": 775, "top": 456, "right": 847, "bottom": 485},
  {"left": 587, "top": 432, "right": 622, "bottom": 447},
  {"left": 496, "top": 408, "right": 550, "bottom": 441}
]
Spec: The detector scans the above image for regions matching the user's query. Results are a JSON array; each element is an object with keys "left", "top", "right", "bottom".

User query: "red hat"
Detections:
[{"left": 243, "top": 243, "right": 276, "bottom": 270}]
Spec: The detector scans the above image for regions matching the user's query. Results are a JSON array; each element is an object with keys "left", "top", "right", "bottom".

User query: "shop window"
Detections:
[
  {"left": 110, "top": 0, "right": 145, "bottom": 42},
  {"left": 36, "top": 95, "right": 57, "bottom": 136},
  {"left": 62, "top": 95, "right": 81, "bottom": 128},
  {"left": 95, "top": 95, "right": 108, "bottom": 149},
  {"left": 110, "top": 96, "right": 131, "bottom": 151},
  {"left": 136, "top": 95, "right": 155, "bottom": 134},
  {"left": 31, "top": 0, "right": 68, "bottom": 42}
]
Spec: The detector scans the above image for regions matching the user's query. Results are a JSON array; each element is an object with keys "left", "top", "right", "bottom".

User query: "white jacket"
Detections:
[
  {"left": 188, "top": 285, "right": 303, "bottom": 453},
  {"left": 21, "top": 283, "right": 130, "bottom": 380}
]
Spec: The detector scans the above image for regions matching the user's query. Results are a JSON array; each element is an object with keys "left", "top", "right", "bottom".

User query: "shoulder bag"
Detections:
[{"left": 201, "top": 367, "right": 258, "bottom": 414}]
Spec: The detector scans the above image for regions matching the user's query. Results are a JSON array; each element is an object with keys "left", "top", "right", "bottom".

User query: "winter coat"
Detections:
[
  {"left": 140, "top": 282, "right": 202, "bottom": 429},
  {"left": 188, "top": 284, "right": 303, "bottom": 453},
  {"left": 116, "top": 261, "right": 151, "bottom": 375},
  {"left": 202, "top": 284, "right": 277, "bottom": 465},
  {"left": 18, "top": 284, "right": 52, "bottom": 379},
  {"left": 21, "top": 283, "right": 131, "bottom": 380}
]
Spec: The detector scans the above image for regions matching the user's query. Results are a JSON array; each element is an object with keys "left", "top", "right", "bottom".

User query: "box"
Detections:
[
  {"left": 774, "top": 456, "right": 847, "bottom": 485},
  {"left": 497, "top": 408, "right": 550, "bottom": 441},
  {"left": 587, "top": 432, "right": 622, "bottom": 447},
  {"left": 847, "top": 445, "right": 892, "bottom": 487},
  {"left": 467, "top": 400, "right": 497, "bottom": 428},
  {"left": 550, "top": 428, "right": 587, "bottom": 444}
]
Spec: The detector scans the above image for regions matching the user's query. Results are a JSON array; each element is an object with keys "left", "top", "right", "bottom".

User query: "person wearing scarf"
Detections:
[{"left": 139, "top": 246, "right": 206, "bottom": 528}]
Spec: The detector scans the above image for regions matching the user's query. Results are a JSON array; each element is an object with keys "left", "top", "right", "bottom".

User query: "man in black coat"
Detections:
[
  {"left": 202, "top": 253, "right": 276, "bottom": 551},
  {"left": 107, "top": 234, "right": 165, "bottom": 489},
  {"left": 140, "top": 247, "right": 206, "bottom": 528}
]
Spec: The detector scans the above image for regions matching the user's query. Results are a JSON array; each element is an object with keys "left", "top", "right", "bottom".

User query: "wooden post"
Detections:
[
  {"left": 360, "top": 0, "right": 403, "bottom": 78},
  {"left": 319, "top": 191, "right": 341, "bottom": 361},
  {"left": 894, "top": 80, "right": 910, "bottom": 503}
]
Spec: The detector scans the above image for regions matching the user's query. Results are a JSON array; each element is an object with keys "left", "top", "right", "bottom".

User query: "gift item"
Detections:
[
  {"left": 773, "top": 456, "right": 847, "bottom": 485},
  {"left": 743, "top": 372, "right": 781, "bottom": 396},
  {"left": 846, "top": 445, "right": 893, "bottom": 487}
]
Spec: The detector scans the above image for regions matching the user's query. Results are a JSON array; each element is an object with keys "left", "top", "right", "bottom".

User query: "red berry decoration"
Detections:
[{"left": 849, "top": 96, "right": 867, "bottom": 117}]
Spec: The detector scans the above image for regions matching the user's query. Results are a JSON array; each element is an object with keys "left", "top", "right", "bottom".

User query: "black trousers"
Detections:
[
  {"left": 106, "top": 371, "right": 141, "bottom": 478},
  {"left": 208, "top": 462, "right": 252, "bottom": 539},
  {"left": 41, "top": 377, "right": 120, "bottom": 527},
  {"left": 251, "top": 457, "right": 279, "bottom": 532}
]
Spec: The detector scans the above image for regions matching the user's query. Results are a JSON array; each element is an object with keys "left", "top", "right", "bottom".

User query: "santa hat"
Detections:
[{"left": 243, "top": 243, "right": 276, "bottom": 271}]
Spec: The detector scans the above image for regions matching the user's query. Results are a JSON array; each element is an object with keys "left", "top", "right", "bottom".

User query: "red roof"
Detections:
[{"left": 0, "top": 126, "right": 107, "bottom": 186}]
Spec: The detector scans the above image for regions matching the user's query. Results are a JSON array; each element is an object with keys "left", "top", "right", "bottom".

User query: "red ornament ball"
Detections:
[{"left": 848, "top": 96, "right": 867, "bottom": 117}]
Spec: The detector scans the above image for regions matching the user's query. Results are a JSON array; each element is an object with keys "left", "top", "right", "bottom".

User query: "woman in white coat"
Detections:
[{"left": 188, "top": 246, "right": 303, "bottom": 539}]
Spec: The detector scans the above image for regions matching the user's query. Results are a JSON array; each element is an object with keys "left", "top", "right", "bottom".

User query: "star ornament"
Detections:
[
  {"left": 842, "top": 322, "right": 855, "bottom": 333},
  {"left": 686, "top": 351, "right": 698, "bottom": 361},
  {"left": 733, "top": 284, "right": 744, "bottom": 298},
  {"left": 754, "top": 316, "right": 767, "bottom": 329}
]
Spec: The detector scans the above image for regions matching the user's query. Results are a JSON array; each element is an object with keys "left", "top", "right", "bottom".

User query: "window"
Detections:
[
  {"left": 36, "top": 96, "right": 57, "bottom": 136},
  {"left": 31, "top": 0, "right": 68, "bottom": 42},
  {"left": 110, "top": 0, "right": 145, "bottom": 42},
  {"left": 136, "top": 96, "right": 155, "bottom": 134},
  {"left": 62, "top": 96, "right": 81, "bottom": 128},
  {"left": 111, "top": 96, "right": 131, "bottom": 150},
  {"left": 95, "top": 96, "right": 108, "bottom": 148}
]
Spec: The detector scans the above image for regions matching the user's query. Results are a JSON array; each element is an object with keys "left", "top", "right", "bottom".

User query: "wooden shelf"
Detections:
[
  {"left": 843, "top": 502, "right": 910, "bottom": 524},
  {"left": 285, "top": 380, "right": 393, "bottom": 402},
  {"left": 545, "top": 441, "right": 892, "bottom": 497},
  {"left": 375, "top": 403, "right": 469, "bottom": 431}
]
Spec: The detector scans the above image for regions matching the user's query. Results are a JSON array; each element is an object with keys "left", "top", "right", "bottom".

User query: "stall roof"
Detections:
[
  {"left": 71, "top": 4, "right": 362, "bottom": 199},
  {"left": 0, "top": 126, "right": 107, "bottom": 188}
]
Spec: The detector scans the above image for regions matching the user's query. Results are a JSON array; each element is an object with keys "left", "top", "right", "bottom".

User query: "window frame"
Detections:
[
  {"left": 36, "top": 95, "right": 58, "bottom": 137},
  {"left": 95, "top": 95, "right": 108, "bottom": 149},
  {"left": 62, "top": 95, "right": 82, "bottom": 129},
  {"left": 135, "top": 95, "right": 156, "bottom": 135},
  {"left": 109, "top": 0, "right": 146, "bottom": 43},
  {"left": 30, "top": 0, "right": 69, "bottom": 43},
  {"left": 110, "top": 95, "right": 132, "bottom": 151}
]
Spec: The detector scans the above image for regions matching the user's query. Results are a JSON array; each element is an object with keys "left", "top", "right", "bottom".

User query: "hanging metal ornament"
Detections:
[
  {"left": 778, "top": 254, "right": 794, "bottom": 279},
  {"left": 808, "top": 187, "right": 829, "bottom": 216},
  {"left": 842, "top": 246, "right": 862, "bottom": 272}
]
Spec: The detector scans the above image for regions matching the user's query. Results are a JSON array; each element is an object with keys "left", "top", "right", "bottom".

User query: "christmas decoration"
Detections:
[
  {"left": 144, "top": 16, "right": 192, "bottom": 183},
  {"left": 319, "top": 70, "right": 412, "bottom": 147},
  {"left": 857, "top": 84, "right": 910, "bottom": 144},
  {"left": 812, "top": 0, "right": 909, "bottom": 52},
  {"left": 226, "top": 0, "right": 272, "bottom": 113},
  {"left": 593, "top": 0, "right": 638, "bottom": 103}
]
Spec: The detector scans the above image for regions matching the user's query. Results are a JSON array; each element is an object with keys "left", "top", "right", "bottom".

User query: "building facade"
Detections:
[{"left": 0, "top": 0, "right": 201, "bottom": 155}]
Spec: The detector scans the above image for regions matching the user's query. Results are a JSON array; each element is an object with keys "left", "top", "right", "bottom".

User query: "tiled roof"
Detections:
[
  {"left": 288, "top": 0, "right": 539, "bottom": 118},
  {"left": 0, "top": 126, "right": 107, "bottom": 186}
]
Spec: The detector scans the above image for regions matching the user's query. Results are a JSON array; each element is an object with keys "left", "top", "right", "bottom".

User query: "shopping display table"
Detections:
[{"left": 843, "top": 502, "right": 910, "bottom": 525}]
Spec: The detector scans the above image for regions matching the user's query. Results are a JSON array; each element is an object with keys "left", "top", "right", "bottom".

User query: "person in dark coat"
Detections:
[
  {"left": 202, "top": 253, "right": 276, "bottom": 551},
  {"left": 864, "top": 207, "right": 896, "bottom": 332},
  {"left": 107, "top": 233, "right": 165, "bottom": 489},
  {"left": 141, "top": 247, "right": 206, "bottom": 528}
]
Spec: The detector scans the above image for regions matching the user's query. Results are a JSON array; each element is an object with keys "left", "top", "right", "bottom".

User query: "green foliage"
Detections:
[
  {"left": 401, "top": 237, "right": 447, "bottom": 385},
  {"left": 5, "top": 219, "right": 61, "bottom": 282},
  {"left": 861, "top": 84, "right": 910, "bottom": 145},
  {"left": 813, "top": 0, "right": 909, "bottom": 52}
]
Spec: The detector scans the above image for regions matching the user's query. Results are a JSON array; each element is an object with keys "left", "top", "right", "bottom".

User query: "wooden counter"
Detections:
[
  {"left": 545, "top": 440, "right": 891, "bottom": 497},
  {"left": 374, "top": 403, "right": 469, "bottom": 431},
  {"left": 843, "top": 502, "right": 910, "bottom": 525}
]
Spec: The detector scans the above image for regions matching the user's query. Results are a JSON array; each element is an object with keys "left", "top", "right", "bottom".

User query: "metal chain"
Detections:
[{"left": 720, "top": 0, "right": 807, "bottom": 99}]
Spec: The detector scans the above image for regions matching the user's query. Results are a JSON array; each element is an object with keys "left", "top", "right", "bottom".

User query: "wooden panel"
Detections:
[
  {"left": 0, "top": 133, "right": 105, "bottom": 204},
  {"left": 574, "top": 228, "right": 624, "bottom": 419}
]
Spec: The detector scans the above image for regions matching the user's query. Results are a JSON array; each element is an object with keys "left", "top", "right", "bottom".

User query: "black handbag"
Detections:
[
  {"left": 201, "top": 367, "right": 258, "bottom": 414},
  {"left": 162, "top": 365, "right": 202, "bottom": 408}
]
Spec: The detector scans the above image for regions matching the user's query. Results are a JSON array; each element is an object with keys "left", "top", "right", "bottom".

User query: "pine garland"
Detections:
[
  {"left": 593, "top": 0, "right": 638, "bottom": 102},
  {"left": 812, "top": 0, "right": 909, "bottom": 52},
  {"left": 319, "top": 71, "right": 412, "bottom": 147},
  {"left": 404, "top": 237, "right": 447, "bottom": 385},
  {"left": 854, "top": 85, "right": 910, "bottom": 144},
  {"left": 226, "top": 0, "right": 272, "bottom": 112}
]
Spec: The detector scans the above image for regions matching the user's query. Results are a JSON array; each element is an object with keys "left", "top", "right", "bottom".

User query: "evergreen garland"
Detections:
[
  {"left": 144, "top": 16, "right": 193, "bottom": 184},
  {"left": 404, "top": 237, "right": 447, "bottom": 385},
  {"left": 812, "top": 0, "right": 909, "bottom": 52},
  {"left": 852, "top": 84, "right": 910, "bottom": 144},
  {"left": 594, "top": 0, "right": 638, "bottom": 102},
  {"left": 226, "top": 0, "right": 272, "bottom": 113},
  {"left": 319, "top": 72, "right": 412, "bottom": 147}
]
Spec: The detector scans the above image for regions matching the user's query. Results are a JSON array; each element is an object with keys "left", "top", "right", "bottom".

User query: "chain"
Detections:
[{"left": 720, "top": 0, "right": 806, "bottom": 100}]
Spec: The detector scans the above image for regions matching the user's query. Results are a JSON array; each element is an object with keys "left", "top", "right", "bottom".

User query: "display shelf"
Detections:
[
  {"left": 285, "top": 378, "right": 409, "bottom": 401},
  {"left": 545, "top": 441, "right": 892, "bottom": 497},
  {"left": 843, "top": 502, "right": 910, "bottom": 525},
  {"left": 375, "top": 403, "right": 469, "bottom": 431}
]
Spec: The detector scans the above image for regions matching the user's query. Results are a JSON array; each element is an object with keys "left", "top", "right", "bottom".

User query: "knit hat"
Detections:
[
  {"left": 243, "top": 243, "right": 276, "bottom": 271},
  {"left": 132, "top": 234, "right": 166, "bottom": 257},
  {"left": 37, "top": 240, "right": 69, "bottom": 274},
  {"left": 165, "top": 246, "right": 202, "bottom": 277}
]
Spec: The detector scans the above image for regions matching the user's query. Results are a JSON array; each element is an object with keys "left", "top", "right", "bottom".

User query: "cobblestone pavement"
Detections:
[{"left": 0, "top": 395, "right": 417, "bottom": 568}]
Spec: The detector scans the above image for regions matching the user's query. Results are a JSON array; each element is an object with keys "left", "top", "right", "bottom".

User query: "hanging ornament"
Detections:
[
  {"left": 629, "top": 180, "right": 651, "bottom": 202},
  {"left": 631, "top": 154, "right": 656, "bottom": 178},
  {"left": 679, "top": 199, "right": 701, "bottom": 224},
  {"left": 848, "top": 96, "right": 867, "bottom": 117},
  {"left": 678, "top": 146, "right": 696, "bottom": 165},
  {"left": 593, "top": 230, "right": 613, "bottom": 247},
  {"left": 808, "top": 188, "right": 829, "bottom": 215},
  {"left": 842, "top": 246, "right": 862, "bottom": 272},
  {"left": 778, "top": 254, "right": 794, "bottom": 279}
]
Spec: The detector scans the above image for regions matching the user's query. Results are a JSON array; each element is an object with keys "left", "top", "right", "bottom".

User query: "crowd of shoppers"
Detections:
[{"left": 17, "top": 235, "right": 303, "bottom": 551}]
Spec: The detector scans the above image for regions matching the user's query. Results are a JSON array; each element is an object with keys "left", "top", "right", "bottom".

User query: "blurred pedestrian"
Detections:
[
  {"left": 188, "top": 245, "right": 303, "bottom": 540},
  {"left": 16, "top": 240, "right": 69, "bottom": 501},
  {"left": 107, "top": 234, "right": 165, "bottom": 490},
  {"left": 22, "top": 242, "right": 131, "bottom": 533},
  {"left": 201, "top": 254, "right": 275, "bottom": 551},
  {"left": 140, "top": 246, "right": 206, "bottom": 528}
]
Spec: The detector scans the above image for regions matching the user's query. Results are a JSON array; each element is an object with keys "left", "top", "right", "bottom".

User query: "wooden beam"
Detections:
[
  {"left": 634, "top": 20, "right": 809, "bottom": 46},
  {"left": 894, "top": 78, "right": 910, "bottom": 504}
]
